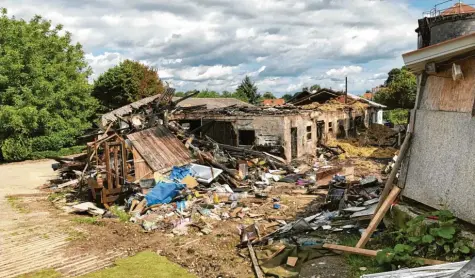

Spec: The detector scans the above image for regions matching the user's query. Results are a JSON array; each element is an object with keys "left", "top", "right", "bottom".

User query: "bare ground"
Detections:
[
  {"left": 0, "top": 160, "right": 124, "bottom": 277},
  {"left": 0, "top": 157, "right": 385, "bottom": 278}
]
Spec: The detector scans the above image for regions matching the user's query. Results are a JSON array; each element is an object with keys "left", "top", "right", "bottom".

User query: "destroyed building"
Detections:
[
  {"left": 288, "top": 88, "right": 386, "bottom": 141},
  {"left": 402, "top": 4, "right": 475, "bottom": 224},
  {"left": 170, "top": 88, "right": 387, "bottom": 162},
  {"left": 170, "top": 106, "right": 319, "bottom": 162}
]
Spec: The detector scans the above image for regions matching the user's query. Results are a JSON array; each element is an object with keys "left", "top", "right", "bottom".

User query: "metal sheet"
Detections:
[{"left": 127, "top": 126, "right": 193, "bottom": 174}]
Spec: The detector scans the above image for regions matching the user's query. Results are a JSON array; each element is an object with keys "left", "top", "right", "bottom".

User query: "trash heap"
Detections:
[{"left": 43, "top": 89, "right": 390, "bottom": 277}]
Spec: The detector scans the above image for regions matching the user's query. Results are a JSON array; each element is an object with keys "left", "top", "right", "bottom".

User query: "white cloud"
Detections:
[
  {"left": 326, "top": 66, "right": 363, "bottom": 78},
  {"left": 4, "top": 0, "right": 422, "bottom": 93}
]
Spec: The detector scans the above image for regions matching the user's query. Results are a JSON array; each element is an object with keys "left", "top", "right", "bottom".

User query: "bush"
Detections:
[{"left": 1, "top": 137, "right": 32, "bottom": 161}]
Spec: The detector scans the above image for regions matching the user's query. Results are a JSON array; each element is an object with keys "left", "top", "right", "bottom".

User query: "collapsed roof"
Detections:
[{"left": 289, "top": 88, "right": 386, "bottom": 109}]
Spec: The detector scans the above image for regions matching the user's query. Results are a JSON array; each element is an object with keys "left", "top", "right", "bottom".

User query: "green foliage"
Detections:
[
  {"left": 236, "top": 76, "right": 260, "bottom": 104},
  {"left": 174, "top": 92, "right": 185, "bottom": 97},
  {"left": 282, "top": 94, "right": 293, "bottom": 102},
  {"left": 110, "top": 205, "right": 130, "bottom": 222},
  {"left": 0, "top": 9, "right": 98, "bottom": 161},
  {"left": 376, "top": 244, "right": 423, "bottom": 270},
  {"left": 262, "top": 91, "right": 276, "bottom": 99},
  {"left": 195, "top": 90, "right": 221, "bottom": 98},
  {"left": 310, "top": 84, "right": 321, "bottom": 92},
  {"left": 376, "top": 210, "right": 473, "bottom": 270},
  {"left": 384, "top": 109, "right": 409, "bottom": 125},
  {"left": 92, "top": 59, "right": 165, "bottom": 111},
  {"left": 374, "top": 67, "right": 416, "bottom": 109}
]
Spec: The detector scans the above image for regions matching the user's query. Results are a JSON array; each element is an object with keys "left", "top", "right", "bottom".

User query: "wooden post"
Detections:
[
  {"left": 113, "top": 145, "right": 119, "bottom": 188},
  {"left": 356, "top": 186, "right": 401, "bottom": 248},
  {"left": 104, "top": 143, "right": 112, "bottom": 189},
  {"left": 323, "top": 244, "right": 446, "bottom": 266},
  {"left": 376, "top": 132, "right": 412, "bottom": 212}
]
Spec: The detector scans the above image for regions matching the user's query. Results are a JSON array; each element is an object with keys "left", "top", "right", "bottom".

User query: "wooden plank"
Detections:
[
  {"left": 323, "top": 244, "right": 446, "bottom": 266},
  {"left": 113, "top": 145, "right": 119, "bottom": 188},
  {"left": 104, "top": 143, "right": 112, "bottom": 189},
  {"left": 356, "top": 186, "right": 401, "bottom": 248},
  {"left": 132, "top": 147, "right": 153, "bottom": 180},
  {"left": 420, "top": 59, "right": 475, "bottom": 113},
  {"left": 376, "top": 132, "right": 412, "bottom": 211},
  {"left": 248, "top": 243, "right": 265, "bottom": 278},
  {"left": 121, "top": 142, "right": 127, "bottom": 185}
]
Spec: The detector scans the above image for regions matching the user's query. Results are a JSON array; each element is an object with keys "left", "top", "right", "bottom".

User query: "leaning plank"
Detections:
[
  {"left": 361, "top": 261, "right": 468, "bottom": 278},
  {"left": 356, "top": 186, "right": 402, "bottom": 248},
  {"left": 322, "top": 244, "right": 446, "bottom": 266},
  {"left": 376, "top": 132, "right": 412, "bottom": 212},
  {"left": 248, "top": 243, "right": 265, "bottom": 278}
]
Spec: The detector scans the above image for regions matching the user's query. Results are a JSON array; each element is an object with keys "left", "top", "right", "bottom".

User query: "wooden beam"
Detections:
[
  {"left": 248, "top": 243, "right": 265, "bottom": 278},
  {"left": 113, "top": 145, "right": 119, "bottom": 188},
  {"left": 356, "top": 186, "right": 401, "bottom": 248},
  {"left": 323, "top": 244, "right": 446, "bottom": 266},
  {"left": 376, "top": 132, "right": 412, "bottom": 211},
  {"left": 104, "top": 143, "right": 112, "bottom": 190}
]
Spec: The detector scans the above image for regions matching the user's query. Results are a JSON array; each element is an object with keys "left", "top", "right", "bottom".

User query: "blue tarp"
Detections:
[
  {"left": 145, "top": 182, "right": 185, "bottom": 205},
  {"left": 144, "top": 166, "right": 190, "bottom": 206},
  {"left": 169, "top": 166, "right": 191, "bottom": 181}
]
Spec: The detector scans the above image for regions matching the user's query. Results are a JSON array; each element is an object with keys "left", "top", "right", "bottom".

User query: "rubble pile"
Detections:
[
  {"left": 358, "top": 123, "right": 403, "bottom": 147},
  {"left": 43, "top": 89, "right": 393, "bottom": 277}
]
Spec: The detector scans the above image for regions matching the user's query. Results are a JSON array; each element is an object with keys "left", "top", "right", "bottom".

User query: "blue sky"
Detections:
[{"left": 2, "top": 0, "right": 466, "bottom": 96}]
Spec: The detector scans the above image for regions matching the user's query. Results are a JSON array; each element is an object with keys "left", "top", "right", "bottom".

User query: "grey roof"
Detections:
[{"left": 173, "top": 97, "right": 253, "bottom": 109}]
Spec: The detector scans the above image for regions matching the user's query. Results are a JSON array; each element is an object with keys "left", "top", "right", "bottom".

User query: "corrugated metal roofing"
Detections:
[{"left": 126, "top": 126, "right": 193, "bottom": 174}]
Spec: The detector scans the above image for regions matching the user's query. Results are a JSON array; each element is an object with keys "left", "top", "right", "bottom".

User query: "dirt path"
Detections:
[{"left": 0, "top": 160, "right": 123, "bottom": 277}]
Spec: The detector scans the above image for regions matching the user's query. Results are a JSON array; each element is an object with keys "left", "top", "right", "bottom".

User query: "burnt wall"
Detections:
[{"left": 418, "top": 14, "right": 475, "bottom": 48}]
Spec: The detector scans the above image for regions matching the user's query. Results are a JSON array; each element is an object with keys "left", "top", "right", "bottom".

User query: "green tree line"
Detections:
[{"left": 0, "top": 9, "right": 282, "bottom": 161}]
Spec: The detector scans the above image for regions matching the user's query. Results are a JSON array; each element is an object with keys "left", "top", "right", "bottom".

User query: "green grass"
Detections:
[
  {"left": 6, "top": 196, "right": 30, "bottom": 213},
  {"left": 72, "top": 216, "right": 104, "bottom": 226},
  {"left": 110, "top": 205, "right": 130, "bottom": 222},
  {"left": 47, "top": 192, "right": 67, "bottom": 202},
  {"left": 81, "top": 251, "right": 196, "bottom": 278},
  {"left": 15, "top": 252, "right": 196, "bottom": 278},
  {"left": 16, "top": 268, "right": 62, "bottom": 278},
  {"left": 66, "top": 229, "right": 87, "bottom": 241},
  {"left": 340, "top": 235, "right": 384, "bottom": 278}
]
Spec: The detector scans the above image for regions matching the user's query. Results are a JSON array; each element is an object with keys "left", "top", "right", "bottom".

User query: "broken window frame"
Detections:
[
  {"left": 306, "top": 125, "right": 312, "bottom": 141},
  {"left": 238, "top": 130, "right": 256, "bottom": 146}
]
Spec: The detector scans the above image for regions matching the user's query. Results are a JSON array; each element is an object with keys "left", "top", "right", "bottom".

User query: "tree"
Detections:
[
  {"left": 0, "top": 9, "right": 98, "bottom": 161},
  {"left": 195, "top": 90, "right": 221, "bottom": 98},
  {"left": 374, "top": 67, "right": 416, "bottom": 109},
  {"left": 385, "top": 68, "right": 402, "bottom": 86},
  {"left": 282, "top": 94, "right": 293, "bottom": 102},
  {"left": 92, "top": 60, "right": 165, "bottom": 111},
  {"left": 174, "top": 92, "right": 185, "bottom": 97},
  {"left": 221, "top": 90, "right": 232, "bottom": 98},
  {"left": 310, "top": 84, "right": 321, "bottom": 92},
  {"left": 262, "top": 92, "right": 276, "bottom": 99},
  {"left": 236, "top": 76, "right": 261, "bottom": 104}
]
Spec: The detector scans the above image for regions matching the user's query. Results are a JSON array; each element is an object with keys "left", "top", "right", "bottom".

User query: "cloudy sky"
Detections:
[{"left": 2, "top": 0, "right": 447, "bottom": 96}]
